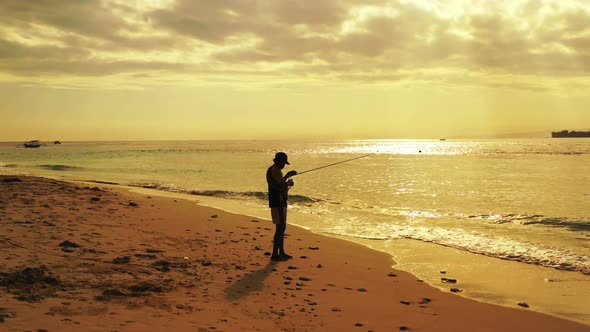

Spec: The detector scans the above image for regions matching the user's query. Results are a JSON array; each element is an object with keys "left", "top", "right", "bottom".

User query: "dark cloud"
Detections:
[
  {"left": 271, "top": 1, "right": 349, "bottom": 28},
  {"left": 150, "top": 0, "right": 266, "bottom": 43},
  {"left": 0, "top": 58, "right": 191, "bottom": 77},
  {"left": 0, "top": 0, "right": 184, "bottom": 52},
  {"left": 0, "top": 39, "right": 89, "bottom": 60},
  {"left": 0, "top": 0, "right": 129, "bottom": 42}
]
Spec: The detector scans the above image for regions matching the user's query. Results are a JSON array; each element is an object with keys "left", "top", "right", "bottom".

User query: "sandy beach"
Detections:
[{"left": 0, "top": 175, "right": 587, "bottom": 332}]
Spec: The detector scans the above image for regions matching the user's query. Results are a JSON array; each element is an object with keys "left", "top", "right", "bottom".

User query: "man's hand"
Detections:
[
  {"left": 285, "top": 170, "right": 298, "bottom": 178},
  {"left": 287, "top": 179, "right": 295, "bottom": 187}
]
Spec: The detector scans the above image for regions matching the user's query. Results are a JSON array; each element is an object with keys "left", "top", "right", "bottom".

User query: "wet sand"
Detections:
[{"left": 0, "top": 175, "right": 587, "bottom": 331}]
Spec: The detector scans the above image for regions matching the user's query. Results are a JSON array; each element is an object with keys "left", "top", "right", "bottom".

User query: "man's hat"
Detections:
[{"left": 274, "top": 152, "right": 290, "bottom": 165}]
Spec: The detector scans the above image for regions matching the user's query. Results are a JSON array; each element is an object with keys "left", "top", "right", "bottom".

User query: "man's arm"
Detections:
[
  {"left": 284, "top": 170, "right": 297, "bottom": 180},
  {"left": 269, "top": 167, "right": 287, "bottom": 190}
]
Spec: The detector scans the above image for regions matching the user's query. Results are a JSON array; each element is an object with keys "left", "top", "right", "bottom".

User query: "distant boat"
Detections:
[
  {"left": 54, "top": 141, "right": 62, "bottom": 145},
  {"left": 439, "top": 138, "right": 446, "bottom": 141},
  {"left": 23, "top": 140, "right": 42, "bottom": 148},
  {"left": 18, "top": 140, "right": 45, "bottom": 148},
  {"left": 551, "top": 130, "right": 590, "bottom": 138}
]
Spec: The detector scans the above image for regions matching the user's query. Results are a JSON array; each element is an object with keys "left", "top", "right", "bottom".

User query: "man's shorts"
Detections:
[{"left": 270, "top": 206, "right": 287, "bottom": 225}]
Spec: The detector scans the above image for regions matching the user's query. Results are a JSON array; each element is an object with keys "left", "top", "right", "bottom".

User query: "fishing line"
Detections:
[{"left": 292, "top": 153, "right": 375, "bottom": 176}]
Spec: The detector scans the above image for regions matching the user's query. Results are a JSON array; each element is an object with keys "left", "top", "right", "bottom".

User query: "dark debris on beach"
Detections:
[{"left": 0, "top": 266, "right": 62, "bottom": 302}]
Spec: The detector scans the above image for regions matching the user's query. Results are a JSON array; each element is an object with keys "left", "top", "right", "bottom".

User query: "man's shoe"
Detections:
[
  {"left": 271, "top": 255, "right": 288, "bottom": 262},
  {"left": 279, "top": 253, "right": 293, "bottom": 260}
]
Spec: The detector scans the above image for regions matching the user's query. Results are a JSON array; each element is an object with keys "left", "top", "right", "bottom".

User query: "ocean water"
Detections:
[{"left": 1, "top": 139, "right": 589, "bottom": 321}]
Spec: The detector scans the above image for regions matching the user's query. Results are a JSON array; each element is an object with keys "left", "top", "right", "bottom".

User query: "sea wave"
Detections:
[
  {"left": 324, "top": 223, "right": 590, "bottom": 275},
  {"left": 0, "top": 163, "right": 18, "bottom": 167},
  {"left": 468, "top": 213, "right": 590, "bottom": 232},
  {"left": 84, "top": 179, "right": 120, "bottom": 185},
  {"left": 489, "top": 151, "right": 589, "bottom": 156},
  {"left": 128, "top": 182, "right": 321, "bottom": 204},
  {"left": 38, "top": 164, "right": 84, "bottom": 171}
]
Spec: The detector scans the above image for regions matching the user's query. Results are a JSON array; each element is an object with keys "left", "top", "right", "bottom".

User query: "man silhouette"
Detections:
[{"left": 266, "top": 152, "right": 297, "bottom": 261}]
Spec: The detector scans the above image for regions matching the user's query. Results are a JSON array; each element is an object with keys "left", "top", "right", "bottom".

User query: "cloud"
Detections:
[
  {"left": 0, "top": 0, "right": 588, "bottom": 87},
  {"left": 0, "top": 0, "right": 129, "bottom": 42},
  {"left": 0, "top": 58, "right": 190, "bottom": 77},
  {"left": 0, "top": 39, "right": 88, "bottom": 60}
]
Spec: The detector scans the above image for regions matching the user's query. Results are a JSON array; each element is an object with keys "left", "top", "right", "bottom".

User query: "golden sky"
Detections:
[{"left": 0, "top": 0, "right": 589, "bottom": 140}]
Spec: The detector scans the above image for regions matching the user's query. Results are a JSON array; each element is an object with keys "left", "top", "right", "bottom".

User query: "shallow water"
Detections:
[{"left": 1, "top": 138, "right": 589, "bottom": 323}]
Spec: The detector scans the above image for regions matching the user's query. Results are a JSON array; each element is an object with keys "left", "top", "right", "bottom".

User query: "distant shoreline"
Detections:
[
  {"left": 2, "top": 135, "right": 589, "bottom": 143},
  {"left": 552, "top": 130, "right": 590, "bottom": 138}
]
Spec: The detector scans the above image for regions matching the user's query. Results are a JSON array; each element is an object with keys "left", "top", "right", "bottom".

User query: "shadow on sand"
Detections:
[{"left": 224, "top": 262, "right": 275, "bottom": 301}]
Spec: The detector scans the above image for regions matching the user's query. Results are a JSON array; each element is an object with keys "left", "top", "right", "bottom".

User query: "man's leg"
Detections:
[
  {"left": 278, "top": 206, "right": 292, "bottom": 259},
  {"left": 271, "top": 206, "right": 287, "bottom": 261},
  {"left": 273, "top": 222, "right": 285, "bottom": 256}
]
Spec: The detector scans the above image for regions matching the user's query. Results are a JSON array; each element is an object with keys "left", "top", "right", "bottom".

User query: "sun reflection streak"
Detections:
[{"left": 322, "top": 140, "right": 478, "bottom": 155}]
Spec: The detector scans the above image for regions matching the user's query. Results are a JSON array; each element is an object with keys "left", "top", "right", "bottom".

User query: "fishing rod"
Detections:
[{"left": 292, "top": 153, "right": 375, "bottom": 177}]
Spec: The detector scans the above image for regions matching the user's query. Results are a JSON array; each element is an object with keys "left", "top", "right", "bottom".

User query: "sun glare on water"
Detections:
[{"left": 329, "top": 140, "right": 472, "bottom": 155}]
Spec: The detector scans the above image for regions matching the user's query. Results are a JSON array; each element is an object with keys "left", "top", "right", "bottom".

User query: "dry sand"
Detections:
[{"left": 0, "top": 175, "right": 587, "bottom": 331}]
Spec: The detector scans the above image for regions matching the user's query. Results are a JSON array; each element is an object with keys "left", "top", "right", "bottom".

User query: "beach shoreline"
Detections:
[
  {"left": 127, "top": 184, "right": 590, "bottom": 325},
  {"left": 0, "top": 175, "right": 588, "bottom": 331}
]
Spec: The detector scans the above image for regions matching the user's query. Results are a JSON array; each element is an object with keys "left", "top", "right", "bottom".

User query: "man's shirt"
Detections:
[{"left": 267, "top": 165, "right": 287, "bottom": 207}]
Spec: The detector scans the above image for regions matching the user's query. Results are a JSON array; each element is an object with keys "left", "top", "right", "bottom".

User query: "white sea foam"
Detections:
[
  {"left": 323, "top": 222, "right": 590, "bottom": 274},
  {"left": 130, "top": 182, "right": 179, "bottom": 191}
]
